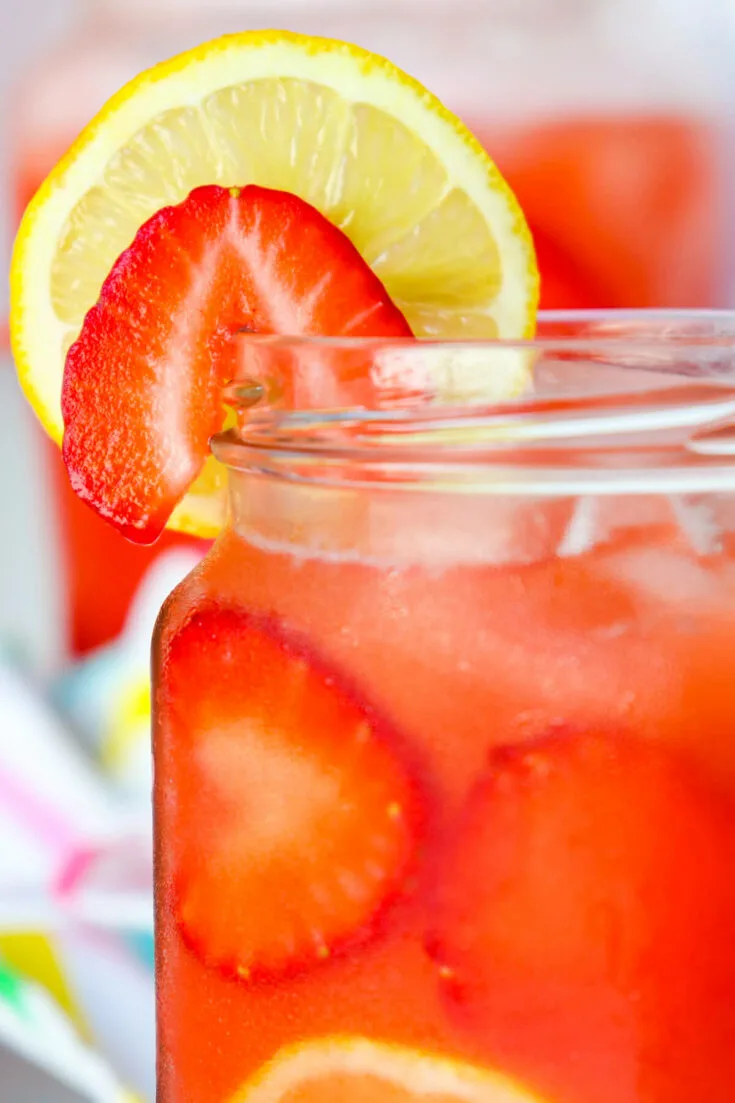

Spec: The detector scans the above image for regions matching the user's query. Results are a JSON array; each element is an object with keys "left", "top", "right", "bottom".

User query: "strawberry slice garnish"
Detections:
[
  {"left": 428, "top": 729, "right": 735, "bottom": 1103},
  {"left": 156, "top": 605, "right": 423, "bottom": 981},
  {"left": 62, "top": 185, "right": 411, "bottom": 544}
]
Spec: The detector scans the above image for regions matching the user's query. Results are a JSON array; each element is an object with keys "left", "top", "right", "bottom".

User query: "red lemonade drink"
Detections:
[
  {"left": 10, "top": 27, "right": 735, "bottom": 1103},
  {"left": 151, "top": 322, "right": 735, "bottom": 1103},
  {"left": 483, "top": 116, "right": 721, "bottom": 311}
]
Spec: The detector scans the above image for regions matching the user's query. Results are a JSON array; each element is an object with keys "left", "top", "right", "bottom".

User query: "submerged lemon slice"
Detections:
[
  {"left": 10, "top": 30, "right": 537, "bottom": 537},
  {"left": 232, "top": 1036, "right": 547, "bottom": 1103}
]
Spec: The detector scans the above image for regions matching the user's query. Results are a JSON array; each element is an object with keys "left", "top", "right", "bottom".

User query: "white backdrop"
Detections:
[{"left": 1, "top": 3, "right": 86, "bottom": 675}]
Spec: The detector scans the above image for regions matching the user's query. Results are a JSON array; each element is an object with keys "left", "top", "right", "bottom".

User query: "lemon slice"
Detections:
[
  {"left": 10, "top": 30, "right": 538, "bottom": 538},
  {"left": 233, "top": 1036, "right": 547, "bottom": 1103}
]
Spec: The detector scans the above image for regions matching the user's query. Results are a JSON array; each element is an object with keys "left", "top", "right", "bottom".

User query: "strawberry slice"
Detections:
[
  {"left": 156, "top": 604, "right": 423, "bottom": 981},
  {"left": 428, "top": 729, "right": 735, "bottom": 1103},
  {"left": 62, "top": 185, "right": 411, "bottom": 544}
]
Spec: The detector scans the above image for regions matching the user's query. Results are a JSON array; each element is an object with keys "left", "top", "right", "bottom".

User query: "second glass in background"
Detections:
[{"left": 8, "top": 0, "right": 735, "bottom": 654}]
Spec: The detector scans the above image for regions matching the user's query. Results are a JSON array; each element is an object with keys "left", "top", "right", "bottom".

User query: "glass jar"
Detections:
[
  {"left": 9, "top": 0, "right": 735, "bottom": 654},
  {"left": 153, "top": 312, "right": 735, "bottom": 1103}
]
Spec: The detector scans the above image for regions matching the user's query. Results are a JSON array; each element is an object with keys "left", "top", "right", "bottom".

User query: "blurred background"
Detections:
[{"left": 1, "top": 0, "right": 735, "bottom": 1098}]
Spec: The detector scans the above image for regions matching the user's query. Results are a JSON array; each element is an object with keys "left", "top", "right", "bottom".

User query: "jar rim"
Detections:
[
  {"left": 213, "top": 310, "right": 735, "bottom": 495},
  {"left": 229, "top": 309, "right": 735, "bottom": 353}
]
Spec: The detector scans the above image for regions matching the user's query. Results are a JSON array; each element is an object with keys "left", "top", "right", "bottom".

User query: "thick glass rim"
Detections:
[
  {"left": 230, "top": 309, "right": 735, "bottom": 354},
  {"left": 213, "top": 310, "right": 735, "bottom": 495}
]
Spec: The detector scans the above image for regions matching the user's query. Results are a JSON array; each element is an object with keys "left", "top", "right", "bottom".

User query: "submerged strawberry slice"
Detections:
[
  {"left": 428, "top": 729, "right": 735, "bottom": 1103},
  {"left": 62, "top": 185, "right": 411, "bottom": 543},
  {"left": 156, "top": 605, "right": 422, "bottom": 981}
]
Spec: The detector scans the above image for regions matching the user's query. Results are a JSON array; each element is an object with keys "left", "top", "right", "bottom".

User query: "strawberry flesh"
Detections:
[
  {"left": 428, "top": 728, "right": 735, "bottom": 1103},
  {"left": 62, "top": 185, "right": 411, "bottom": 543},
  {"left": 156, "top": 604, "right": 422, "bottom": 981}
]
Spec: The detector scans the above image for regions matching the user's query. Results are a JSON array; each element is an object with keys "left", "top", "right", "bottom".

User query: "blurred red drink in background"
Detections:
[{"left": 8, "top": 0, "right": 732, "bottom": 654}]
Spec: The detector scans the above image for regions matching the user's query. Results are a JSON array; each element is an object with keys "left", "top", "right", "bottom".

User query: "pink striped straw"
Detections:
[{"left": 0, "top": 765, "right": 80, "bottom": 855}]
